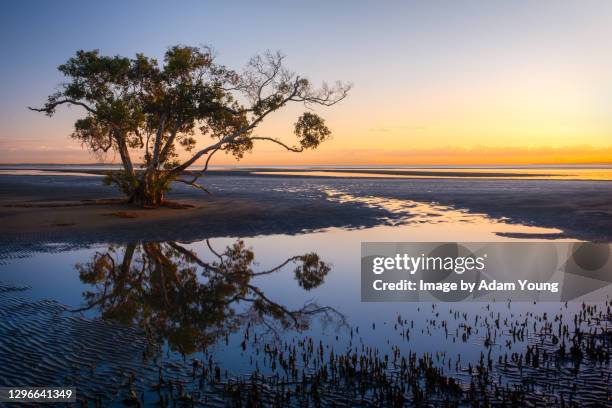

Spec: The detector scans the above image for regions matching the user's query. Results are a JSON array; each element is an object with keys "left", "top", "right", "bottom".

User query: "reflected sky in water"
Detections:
[
  {"left": 1, "top": 192, "right": 610, "bottom": 404},
  {"left": 1, "top": 191, "right": 572, "bottom": 307}
]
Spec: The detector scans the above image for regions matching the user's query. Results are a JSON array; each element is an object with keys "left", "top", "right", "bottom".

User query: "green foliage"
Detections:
[
  {"left": 294, "top": 253, "right": 330, "bottom": 290},
  {"left": 294, "top": 112, "right": 332, "bottom": 149},
  {"left": 103, "top": 170, "right": 140, "bottom": 196},
  {"left": 76, "top": 240, "right": 334, "bottom": 353},
  {"left": 32, "top": 45, "right": 350, "bottom": 205}
]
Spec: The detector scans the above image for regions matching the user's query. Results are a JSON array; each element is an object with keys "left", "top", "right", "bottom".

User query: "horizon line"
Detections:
[{"left": 2, "top": 162, "right": 612, "bottom": 168}]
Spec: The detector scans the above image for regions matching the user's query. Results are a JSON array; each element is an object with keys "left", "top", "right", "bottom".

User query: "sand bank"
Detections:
[{"left": 1, "top": 172, "right": 611, "bottom": 248}]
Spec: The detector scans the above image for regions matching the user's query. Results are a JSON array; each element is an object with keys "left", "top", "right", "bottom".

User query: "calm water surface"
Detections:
[{"left": 1, "top": 192, "right": 610, "bottom": 406}]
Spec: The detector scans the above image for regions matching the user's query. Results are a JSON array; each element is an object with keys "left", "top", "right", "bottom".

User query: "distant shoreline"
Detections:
[
  {"left": 2, "top": 165, "right": 612, "bottom": 181},
  {"left": 2, "top": 163, "right": 612, "bottom": 168}
]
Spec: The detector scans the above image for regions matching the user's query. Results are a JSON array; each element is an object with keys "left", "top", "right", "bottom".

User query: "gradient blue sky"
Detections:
[{"left": 1, "top": 1, "right": 612, "bottom": 164}]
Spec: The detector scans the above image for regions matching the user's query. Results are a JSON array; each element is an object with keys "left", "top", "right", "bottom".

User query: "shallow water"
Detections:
[{"left": 0, "top": 190, "right": 610, "bottom": 406}]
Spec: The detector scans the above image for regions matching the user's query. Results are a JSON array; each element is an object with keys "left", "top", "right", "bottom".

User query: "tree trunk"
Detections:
[{"left": 128, "top": 177, "right": 165, "bottom": 208}]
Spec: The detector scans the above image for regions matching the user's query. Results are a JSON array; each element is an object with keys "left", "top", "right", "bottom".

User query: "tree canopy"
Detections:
[
  {"left": 75, "top": 239, "right": 340, "bottom": 354},
  {"left": 31, "top": 46, "right": 351, "bottom": 206}
]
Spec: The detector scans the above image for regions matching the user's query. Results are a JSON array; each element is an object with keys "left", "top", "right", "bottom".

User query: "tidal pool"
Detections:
[{"left": 0, "top": 194, "right": 610, "bottom": 406}]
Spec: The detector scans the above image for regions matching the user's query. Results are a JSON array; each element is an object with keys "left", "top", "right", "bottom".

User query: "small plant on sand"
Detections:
[{"left": 31, "top": 46, "right": 350, "bottom": 207}]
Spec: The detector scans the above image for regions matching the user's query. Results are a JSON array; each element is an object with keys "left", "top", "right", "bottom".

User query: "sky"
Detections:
[{"left": 1, "top": 0, "right": 611, "bottom": 165}]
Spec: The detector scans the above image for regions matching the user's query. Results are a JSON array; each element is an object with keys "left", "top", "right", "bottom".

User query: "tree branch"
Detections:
[
  {"left": 249, "top": 136, "right": 303, "bottom": 152},
  {"left": 246, "top": 284, "right": 300, "bottom": 326},
  {"left": 149, "top": 113, "right": 167, "bottom": 171},
  {"left": 159, "top": 118, "right": 182, "bottom": 164},
  {"left": 168, "top": 78, "right": 302, "bottom": 175},
  {"left": 175, "top": 178, "right": 212, "bottom": 195},
  {"left": 28, "top": 99, "right": 98, "bottom": 115},
  {"left": 251, "top": 256, "right": 301, "bottom": 276}
]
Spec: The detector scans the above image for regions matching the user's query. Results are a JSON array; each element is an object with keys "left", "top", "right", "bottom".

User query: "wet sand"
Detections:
[
  {"left": 2, "top": 281, "right": 610, "bottom": 406},
  {"left": 1, "top": 172, "right": 612, "bottom": 246},
  {"left": 2, "top": 172, "right": 612, "bottom": 406},
  {"left": 0, "top": 174, "right": 401, "bottom": 260}
]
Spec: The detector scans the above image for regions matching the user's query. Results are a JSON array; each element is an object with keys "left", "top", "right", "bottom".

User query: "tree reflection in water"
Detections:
[{"left": 74, "top": 239, "right": 343, "bottom": 355}]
